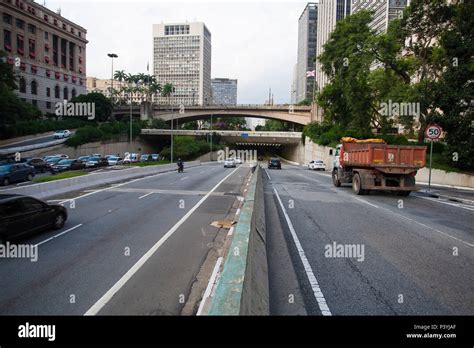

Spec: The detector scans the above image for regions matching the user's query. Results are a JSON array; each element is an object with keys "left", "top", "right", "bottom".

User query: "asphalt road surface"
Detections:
[
  {"left": 0, "top": 162, "right": 250, "bottom": 315},
  {"left": 265, "top": 164, "right": 474, "bottom": 315},
  {"left": 0, "top": 134, "right": 66, "bottom": 150}
]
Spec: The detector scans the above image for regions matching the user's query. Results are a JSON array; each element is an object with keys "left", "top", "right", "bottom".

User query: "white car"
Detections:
[
  {"left": 234, "top": 157, "right": 243, "bottom": 164},
  {"left": 53, "top": 154, "right": 69, "bottom": 159},
  {"left": 53, "top": 130, "right": 71, "bottom": 139},
  {"left": 107, "top": 156, "right": 123, "bottom": 166},
  {"left": 224, "top": 158, "right": 236, "bottom": 168},
  {"left": 308, "top": 160, "right": 326, "bottom": 171}
]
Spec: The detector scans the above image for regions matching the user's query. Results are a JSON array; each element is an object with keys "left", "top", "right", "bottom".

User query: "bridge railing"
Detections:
[{"left": 141, "top": 129, "right": 302, "bottom": 137}]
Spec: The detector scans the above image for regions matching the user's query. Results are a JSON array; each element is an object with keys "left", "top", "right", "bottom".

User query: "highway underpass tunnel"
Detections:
[{"left": 232, "top": 143, "right": 295, "bottom": 162}]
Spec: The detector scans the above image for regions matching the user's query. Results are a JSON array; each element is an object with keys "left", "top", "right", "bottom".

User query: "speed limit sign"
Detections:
[{"left": 425, "top": 124, "right": 442, "bottom": 140}]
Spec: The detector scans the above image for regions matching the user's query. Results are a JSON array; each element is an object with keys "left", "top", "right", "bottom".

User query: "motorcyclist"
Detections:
[{"left": 177, "top": 158, "right": 184, "bottom": 173}]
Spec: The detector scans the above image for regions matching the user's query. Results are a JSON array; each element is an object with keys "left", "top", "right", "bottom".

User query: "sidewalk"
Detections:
[{"left": 418, "top": 184, "right": 474, "bottom": 205}]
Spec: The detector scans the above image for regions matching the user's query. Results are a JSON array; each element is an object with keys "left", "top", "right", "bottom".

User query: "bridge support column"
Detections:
[{"left": 140, "top": 101, "right": 152, "bottom": 121}]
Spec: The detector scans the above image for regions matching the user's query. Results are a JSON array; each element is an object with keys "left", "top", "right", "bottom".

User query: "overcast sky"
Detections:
[{"left": 44, "top": 0, "right": 309, "bottom": 104}]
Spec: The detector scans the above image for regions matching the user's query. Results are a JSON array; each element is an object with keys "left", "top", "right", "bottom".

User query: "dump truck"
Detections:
[{"left": 332, "top": 137, "right": 427, "bottom": 196}]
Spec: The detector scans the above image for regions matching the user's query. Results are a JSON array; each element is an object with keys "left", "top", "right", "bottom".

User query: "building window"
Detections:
[
  {"left": 19, "top": 77, "right": 26, "bottom": 93},
  {"left": 27, "top": 24, "right": 36, "bottom": 34},
  {"left": 17, "top": 34, "right": 24, "bottom": 55},
  {"left": 71, "top": 88, "right": 76, "bottom": 99},
  {"left": 3, "top": 13, "right": 12, "bottom": 25},
  {"left": 31, "top": 80, "right": 37, "bottom": 95},
  {"left": 3, "top": 30, "right": 12, "bottom": 51},
  {"left": 63, "top": 87, "right": 68, "bottom": 100},
  {"left": 54, "top": 85, "right": 60, "bottom": 98},
  {"left": 16, "top": 18, "right": 24, "bottom": 30},
  {"left": 44, "top": 14, "right": 48, "bottom": 22},
  {"left": 32, "top": 100, "right": 37, "bottom": 106},
  {"left": 44, "top": 31, "right": 49, "bottom": 40},
  {"left": 28, "top": 39, "right": 35, "bottom": 58},
  {"left": 46, "top": 101, "right": 51, "bottom": 109},
  {"left": 46, "top": 87, "right": 51, "bottom": 97}
]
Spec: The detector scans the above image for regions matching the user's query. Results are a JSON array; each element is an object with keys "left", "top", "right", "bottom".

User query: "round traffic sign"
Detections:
[{"left": 425, "top": 124, "right": 442, "bottom": 140}]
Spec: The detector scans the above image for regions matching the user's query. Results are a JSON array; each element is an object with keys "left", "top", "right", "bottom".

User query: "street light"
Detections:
[{"left": 107, "top": 53, "right": 118, "bottom": 102}]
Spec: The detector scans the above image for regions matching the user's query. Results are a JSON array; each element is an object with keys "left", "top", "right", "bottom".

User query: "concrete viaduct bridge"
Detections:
[{"left": 112, "top": 104, "right": 320, "bottom": 125}]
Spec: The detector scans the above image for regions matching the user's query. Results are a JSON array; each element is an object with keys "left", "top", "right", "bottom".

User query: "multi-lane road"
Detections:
[
  {"left": 0, "top": 162, "right": 251, "bottom": 315},
  {"left": 0, "top": 160, "right": 472, "bottom": 316},
  {"left": 265, "top": 164, "right": 473, "bottom": 315}
]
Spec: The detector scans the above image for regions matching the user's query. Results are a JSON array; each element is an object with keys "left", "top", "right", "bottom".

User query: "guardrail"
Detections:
[
  {"left": 141, "top": 129, "right": 302, "bottom": 138},
  {"left": 1, "top": 161, "right": 202, "bottom": 200},
  {"left": 207, "top": 165, "right": 269, "bottom": 315}
]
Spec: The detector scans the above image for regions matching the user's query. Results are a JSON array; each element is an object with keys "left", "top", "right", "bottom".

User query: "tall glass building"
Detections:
[
  {"left": 295, "top": 3, "right": 318, "bottom": 103},
  {"left": 211, "top": 78, "right": 237, "bottom": 105},
  {"left": 351, "top": 0, "right": 409, "bottom": 34}
]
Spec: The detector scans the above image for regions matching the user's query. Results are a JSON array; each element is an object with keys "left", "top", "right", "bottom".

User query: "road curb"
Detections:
[
  {"left": 1, "top": 161, "right": 202, "bottom": 200},
  {"left": 207, "top": 165, "right": 269, "bottom": 315}
]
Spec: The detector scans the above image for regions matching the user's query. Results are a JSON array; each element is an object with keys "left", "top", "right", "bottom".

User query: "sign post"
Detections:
[{"left": 425, "top": 124, "right": 442, "bottom": 191}]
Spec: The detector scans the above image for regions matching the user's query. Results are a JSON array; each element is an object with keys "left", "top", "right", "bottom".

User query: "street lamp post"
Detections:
[
  {"left": 129, "top": 90, "right": 132, "bottom": 146},
  {"left": 107, "top": 53, "right": 118, "bottom": 102}
]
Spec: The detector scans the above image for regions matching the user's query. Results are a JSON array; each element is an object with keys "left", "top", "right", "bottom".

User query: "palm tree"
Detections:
[
  {"left": 114, "top": 70, "right": 127, "bottom": 104},
  {"left": 161, "top": 83, "right": 175, "bottom": 106}
]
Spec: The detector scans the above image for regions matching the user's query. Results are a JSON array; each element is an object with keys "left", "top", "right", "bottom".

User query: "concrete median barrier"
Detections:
[
  {"left": 1, "top": 161, "right": 202, "bottom": 199},
  {"left": 207, "top": 166, "right": 269, "bottom": 315}
]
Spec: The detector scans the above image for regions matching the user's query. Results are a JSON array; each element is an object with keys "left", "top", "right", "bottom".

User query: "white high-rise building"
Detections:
[
  {"left": 153, "top": 22, "right": 212, "bottom": 106},
  {"left": 351, "top": 0, "right": 410, "bottom": 34},
  {"left": 315, "top": 0, "right": 351, "bottom": 92}
]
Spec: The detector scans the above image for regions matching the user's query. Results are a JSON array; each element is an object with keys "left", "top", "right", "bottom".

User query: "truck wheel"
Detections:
[
  {"left": 352, "top": 173, "right": 364, "bottom": 195},
  {"left": 332, "top": 170, "right": 341, "bottom": 187}
]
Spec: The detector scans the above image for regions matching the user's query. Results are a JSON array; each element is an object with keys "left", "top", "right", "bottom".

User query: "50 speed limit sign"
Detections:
[{"left": 425, "top": 124, "right": 442, "bottom": 140}]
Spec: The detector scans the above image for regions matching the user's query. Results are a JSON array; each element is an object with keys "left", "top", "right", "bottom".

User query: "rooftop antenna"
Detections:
[{"left": 56, "top": 7, "right": 61, "bottom": 16}]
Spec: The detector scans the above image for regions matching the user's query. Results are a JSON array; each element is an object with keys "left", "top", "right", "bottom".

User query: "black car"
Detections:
[
  {"left": 268, "top": 158, "right": 282, "bottom": 169},
  {"left": 0, "top": 163, "right": 36, "bottom": 186},
  {"left": 50, "top": 159, "right": 86, "bottom": 174},
  {"left": 25, "top": 158, "right": 49, "bottom": 173},
  {"left": 0, "top": 194, "right": 67, "bottom": 243}
]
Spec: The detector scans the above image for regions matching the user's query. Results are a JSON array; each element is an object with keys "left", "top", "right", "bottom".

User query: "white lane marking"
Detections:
[
  {"left": 416, "top": 196, "right": 474, "bottom": 211},
  {"left": 352, "top": 196, "right": 379, "bottom": 209},
  {"left": 236, "top": 208, "right": 241, "bottom": 216},
  {"left": 180, "top": 176, "right": 190, "bottom": 181},
  {"left": 264, "top": 169, "right": 272, "bottom": 181},
  {"left": 138, "top": 192, "right": 153, "bottom": 200},
  {"left": 34, "top": 224, "right": 83, "bottom": 247},
  {"left": 84, "top": 167, "right": 240, "bottom": 316},
  {"left": 196, "top": 256, "right": 224, "bottom": 316},
  {"left": 273, "top": 187, "right": 332, "bottom": 316},
  {"left": 227, "top": 226, "right": 234, "bottom": 236},
  {"left": 57, "top": 166, "right": 204, "bottom": 204}
]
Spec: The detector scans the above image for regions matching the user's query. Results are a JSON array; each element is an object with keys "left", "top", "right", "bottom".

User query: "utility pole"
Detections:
[{"left": 107, "top": 53, "right": 118, "bottom": 102}]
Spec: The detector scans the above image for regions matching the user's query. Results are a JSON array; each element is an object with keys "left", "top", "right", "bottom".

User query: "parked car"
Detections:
[
  {"left": 268, "top": 158, "right": 282, "bottom": 169},
  {"left": 0, "top": 194, "right": 67, "bottom": 243},
  {"left": 50, "top": 159, "right": 86, "bottom": 174},
  {"left": 140, "top": 154, "right": 151, "bottom": 162},
  {"left": 53, "top": 130, "right": 71, "bottom": 139},
  {"left": 25, "top": 158, "right": 49, "bottom": 173},
  {"left": 45, "top": 157, "right": 63, "bottom": 168},
  {"left": 151, "top": 154, "right": 160, "bottom": 161},
  {"left": 107, "top": 156, "right": 123, "bottom": 166},
  {"left": 90, "top": 153, "right": 102, "bottom": 158},
  {"left": 224, "top": 158, "right": 236, "bottom": 168},
  {"left": 234, "top": 157, "right": 243, "bottom": 164},
  {"left": 77, "top": 155, "right": 90, "bottom": 163},
  {"left": 308, "top": 160, "right": 326, "bottom": 171},
  {"left": 0, "top": 163, "right": 35, "bottom": 186},
  {"left": 85, "top": 157, "right": 109, "bottom": 168}
]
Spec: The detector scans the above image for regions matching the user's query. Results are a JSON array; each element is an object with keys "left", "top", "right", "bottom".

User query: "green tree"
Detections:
[
  {"left": 161, "top": 83, "right": 175, "bottom": 105},
  {"left": 70, "top": 92, "right": 113, "bottom": 122}
]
